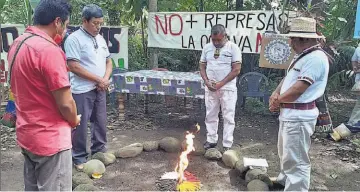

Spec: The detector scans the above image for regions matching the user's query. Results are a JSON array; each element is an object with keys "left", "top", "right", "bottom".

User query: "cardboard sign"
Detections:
[{"left": 259, "top": 33, "right": 295, "bottom": 69}]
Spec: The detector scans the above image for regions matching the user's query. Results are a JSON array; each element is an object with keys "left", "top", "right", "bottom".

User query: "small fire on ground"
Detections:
[{"left": 158, "top": 123, "right": 202, "bottom": 191}]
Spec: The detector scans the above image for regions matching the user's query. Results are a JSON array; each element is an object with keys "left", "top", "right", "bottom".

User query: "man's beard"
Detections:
[{"left": 213, "top": 39, "right": 227, "bottom": 48}]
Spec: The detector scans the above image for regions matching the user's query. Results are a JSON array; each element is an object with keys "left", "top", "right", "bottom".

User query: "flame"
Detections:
[
  {"left": 175, "top": 123, "right": 200, "bottom": 183},
  {"left": 195, "top": 123, "right": 200, "bottom": 133},
  {"left": 175, "top": 131, "right": 194, "bottom": 183}
]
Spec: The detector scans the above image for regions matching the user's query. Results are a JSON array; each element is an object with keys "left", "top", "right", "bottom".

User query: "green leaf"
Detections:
[
  {"left": 337, "top": 17, "right": 347, "bottom": 23},
  {"left": 0, "top": 0, "right": 6, "bottom": 10},
  {"left": 29, "top": 0, "right": 40, "bottom": 11},
  {"left": 323, "top": 11, "right": 332, "bottom": 16}
]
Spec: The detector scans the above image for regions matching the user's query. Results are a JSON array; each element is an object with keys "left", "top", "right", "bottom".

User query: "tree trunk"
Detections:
[
  {"left": 24, "top": 0, "right": 32, "bottom": 26},
  {"left": 140, "top": 15, "right": 146, "bottom": 56},
  {"left": 149, "top": 0, "right": 157, "bottom": 12},
  {"left": 309, "top": 0, "right": 326, "bottom": 17},
  {"left": 226, "top": 0, "right": 232, "bottom": 10},
  {"left": 0, "top": 23, "right": 3, "bottom": 112},
  {"left": 278, "top": 0, "right": 289, "bottom": 33},
  {"left": 199, "top": 0, "right": 204, "bottom": 12},
  {"left": 148, "top": 0, "right": 158, "bottom": 69},
  {"left": 261, "top": 0, "right": 272, "bottom": 10},
  {"left": 235, "top": 0, "right": 243, "bottom": 10}
]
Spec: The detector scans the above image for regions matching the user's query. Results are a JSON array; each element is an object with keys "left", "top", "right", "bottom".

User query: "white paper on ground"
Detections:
[
  {"left": 160, "top": 172, "right": 178, "bottom": 180},
  {"left": 243, "top": 157, "right": 269, "bottom": 167}
]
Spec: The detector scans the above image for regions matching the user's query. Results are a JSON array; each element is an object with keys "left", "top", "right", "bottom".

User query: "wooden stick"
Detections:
[
  {"left": 144, "top": 94, "right": 149, "bottom": 114},
  {"left": 118, "top": 93, "right": 125, "bottom": 121}
]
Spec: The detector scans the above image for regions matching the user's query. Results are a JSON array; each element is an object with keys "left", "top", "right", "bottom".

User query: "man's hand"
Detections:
[
  {"left": 52, "top": 87, "right": 79, "bottom": 129},
  {"left": 269, "top": 92, "right": 279, "bottom": 105},
  {"left": 71, "top": 114, "right": 81, "bottom": 128},
  {"left": 96, "top": 78, "right": 110, "bottom": 91},
  {"left": 269, "top": 103, "right": 280, "bottom": 112},
  {"left": 214, "top": 81, "right": 225, "bottom": 90},
  {"left": 205, "top": 80, "right": 216, "bottom": 92},
  {"left": 269, "top": 92, "right": 280, "bottom": 112}
]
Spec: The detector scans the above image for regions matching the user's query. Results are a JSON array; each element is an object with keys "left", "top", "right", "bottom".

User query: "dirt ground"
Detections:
[{"left": 1, "top": 91, "right": 360, "bottom": 191}]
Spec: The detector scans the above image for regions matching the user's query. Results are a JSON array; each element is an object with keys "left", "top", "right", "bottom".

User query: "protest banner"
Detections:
[
  {"left": 0, "top": 24, "right": 128, "bottom": 85},
  {"left": 147, "top": 11, "right": 296, "bottom": 53}
]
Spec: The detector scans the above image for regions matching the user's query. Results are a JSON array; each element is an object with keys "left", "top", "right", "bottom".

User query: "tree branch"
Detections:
[{"left": 261, "top": 0, "right": 272, "bottom": 10}]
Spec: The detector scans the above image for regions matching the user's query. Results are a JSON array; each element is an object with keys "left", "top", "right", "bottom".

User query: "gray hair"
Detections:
[
  {"left": 211, "top": 24, "right": 226, "bottom": 36},
  {"left": 82, "top": 4, "right": 103, "bottom": 21}
]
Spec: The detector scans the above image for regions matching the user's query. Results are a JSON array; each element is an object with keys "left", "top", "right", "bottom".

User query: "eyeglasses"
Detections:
[{"left": 91, "top": 21, "right": 103, "bottom": 27}]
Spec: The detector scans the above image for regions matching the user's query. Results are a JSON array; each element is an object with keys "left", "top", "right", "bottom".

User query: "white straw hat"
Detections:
[{"left": 283, "top": 17, "right": 325, "bottom": 39}]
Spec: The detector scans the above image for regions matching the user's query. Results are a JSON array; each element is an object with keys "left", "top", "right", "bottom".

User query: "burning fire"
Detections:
[
  {"left": 175, "top": 131, "right": 195, "bottom": 183},
  {"left": 174, "top": 123, "right": 200, "bottom": 183},
  {"left": 159, "top": 123, "right": 201, "bottom": 191}
]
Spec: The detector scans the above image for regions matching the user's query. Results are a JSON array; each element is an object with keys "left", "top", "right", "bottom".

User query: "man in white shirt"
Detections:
[
  {"left": 64, "top": 4, "right": 113, "bottom": 170},
  {"left": 345, "top": 44, "right": 360, "bottom": 131},
  {"left": 199, "top": 24, "right": 242, "bottom": 152},
  {"left": 269, "top": 17, "right": 329, "bottom": 191}
]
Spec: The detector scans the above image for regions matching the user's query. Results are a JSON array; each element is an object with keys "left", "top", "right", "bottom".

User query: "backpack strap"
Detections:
[
  {"left": 287, "top": 47, "right": 324, "bottom": 72},
  {"left": 8, "top": 31, "right": 64, "bottom": 86},
  {"left": 8, "top": 33, "right": 37, "bottom": 84}
]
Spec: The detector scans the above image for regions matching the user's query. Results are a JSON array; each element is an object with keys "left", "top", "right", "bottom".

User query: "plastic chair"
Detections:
[{"left": 237, "top": 72, "right": 270, "bottom": 110}]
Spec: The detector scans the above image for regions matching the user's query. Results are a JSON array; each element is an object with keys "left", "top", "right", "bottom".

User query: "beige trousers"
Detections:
[
  {"left": 277, "top": 119, "right": 316, "bottom": 191},
  {"left": 348, "top": 73, "right": 360, "bottom": 126},
  {"left": 205, "top": 90, "right": 237, "bottom": 148}
]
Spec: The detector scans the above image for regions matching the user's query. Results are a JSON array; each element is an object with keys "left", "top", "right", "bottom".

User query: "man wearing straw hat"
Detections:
[{"left": 269, "top": 17, "right": 329, "bottom": 191}]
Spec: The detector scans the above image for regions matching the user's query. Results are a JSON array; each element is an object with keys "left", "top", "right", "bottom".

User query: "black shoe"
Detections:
[
  {"left": 272, "top": 182, "right": 285, "bottom": 190},
  {"left": 345, "top": 124, "right": 360, "bottom": 133},
  {"left": 270, "top": 177, "right": 285, "bottom": 190},
  {"left": 204, "top": 142, "right": 217, "bottom": 150}
]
